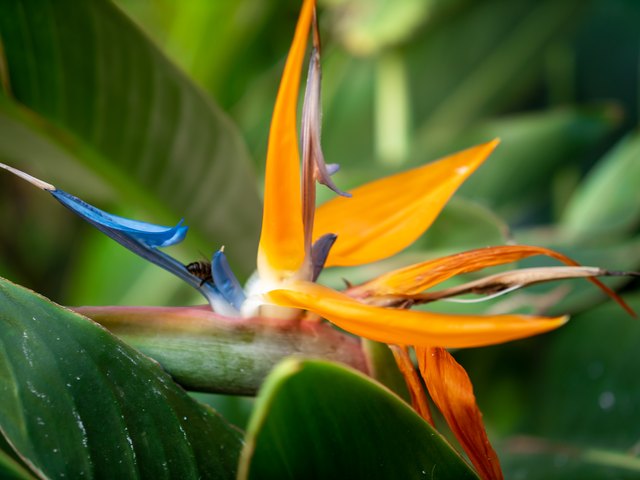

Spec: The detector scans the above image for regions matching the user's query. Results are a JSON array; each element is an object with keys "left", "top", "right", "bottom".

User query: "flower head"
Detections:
[{"left": 1, "top": 1, "right": 634, "bottom": 478}]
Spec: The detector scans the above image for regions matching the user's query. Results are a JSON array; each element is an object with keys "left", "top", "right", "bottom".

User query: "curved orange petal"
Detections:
[
  {"left": 350, "top": 245, "right": 634, "bottom": 315},
  {"left": 417, "top": 346, "right": 503, "bottom": 480},
  {"left": 389, "top": 345, "right": 434, "bottom": 426},
  {"left": 268, "top": 281, "right": 567, "bottom": 348},
  {"left": 258, "top": 0, "right": 315, "bottom": 279},
  {"left": 313, "top": 140, "right": 499, "bottom": 267}
]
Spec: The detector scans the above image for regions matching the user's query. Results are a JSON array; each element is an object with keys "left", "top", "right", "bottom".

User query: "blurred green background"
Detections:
[{"left": 1, "top": 0, "right": 639, "bottom": 477}]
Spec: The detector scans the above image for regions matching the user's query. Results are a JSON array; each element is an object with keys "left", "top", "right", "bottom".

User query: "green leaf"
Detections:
[
  {"left": 65, "top": 226, "right": 200, "bottom": 307},
  {"left": 117, "top": 1, "right": 280, "bottom": 109},
  {"left": 362, "top": 340, "right": 410, "bottom": 402},
  {"left": 0, "top": 435, "right": 35, "bottom": 480},
  {"left": 0, "top": 277, "right": 243, "bottom": 479},
  {"left": 457, "top": 106, "right": 620, "bottom": 217},
  {"left": 238, "top": 358, "right": 478, "bottom": 479},
  {"left": 500, "top": 294, "right": 640, "bottom": 478},
  {"left": 326, "top": 0, "right": 436, "bottom": 56},
  {"left": 0, "top": 0, "right": 261, "bottom": 276},
  {"left": 560, "top": 133, "right": 640, "bottom": 239},
  {"left": 410, "top": 0, "right": 587, "bottom": 155},
  {"left": 417, "top": 196, "right": 510, "bottom": 252}
]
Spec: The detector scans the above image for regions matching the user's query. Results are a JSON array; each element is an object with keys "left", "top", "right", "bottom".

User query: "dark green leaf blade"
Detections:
[
  {"left": 239, "top": 358, "right": 478, "bottom": 480},
  {"left": 501, "top": 294, "right": 640, "bottom": 478},
  {"left": 457, "top": 106, "right": 620, "bottom": 217},
  {"left": 0, "top": 0, "right": 261, "bottom": 275},
  {"left": 0, "top": 435, "right": 36, "bottom": 480},
  {"left": 560, "top": 133, "right": 640, "bottom": 239},
  {"left": 362, "top": 339, "right": 410, "bottom": 402},
  {"left": 410, "top": 0, "right": 587, "bottom": 155},
  {"left": 0, "top": 277, "right": 243, "bottom": 479}
]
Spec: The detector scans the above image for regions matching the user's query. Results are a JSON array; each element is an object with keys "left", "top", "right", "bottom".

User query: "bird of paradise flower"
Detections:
[{"left": 1, "top": 0, "right": 634, "bottom": 478}]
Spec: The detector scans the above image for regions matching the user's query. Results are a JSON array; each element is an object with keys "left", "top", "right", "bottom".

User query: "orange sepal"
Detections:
[
  {"left": 313, "top": 140, "right": 499, "bottom": 267},
  {"left": 352, "top": 245, "right": 634, "bottom": 315},
  {"left": 389, "top": 345, "right": 433, "bottom": 425},
  {"left": 417, "top": 346, "right": 503, "bottom": 480},
  {"left": 258, "top": 0, "right": 315, "bottom": 278},
  {"left": 268, "top": 280, "right": 567, "bottom": 348}
]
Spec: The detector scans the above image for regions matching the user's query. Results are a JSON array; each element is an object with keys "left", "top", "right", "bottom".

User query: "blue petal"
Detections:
[
  {"left": 51, "top": 189, "right": 239, "bottom": 315},
  {"left": 51, "top": 190, "right": 187, "bottom": 247},
  {"left": 325, "top": 163, "right": 341, "bottom": 176},
  {"left": 212, "top": 249, "right": 246, "bottom": 310},
  {"left": 1, "top": 163, "right": 241, "bottom": 316}
]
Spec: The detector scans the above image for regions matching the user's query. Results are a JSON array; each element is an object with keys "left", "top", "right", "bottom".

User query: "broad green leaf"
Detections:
[
  {"left": 535, "top": 294, "right": 640, "bottom": 445},
  {"left": 0, "top": 277, "right": 243, "bottom": 479},
  {"left": 325, "top": 0, "right": 437, "bottom": 56},
  {"left": 320, "top": 54, "right": 376, "bottom": 172},
  {"left": 500, "top": 447, "right": 640, "bottom": 480},
  {"left": 410, "top": 0, "right": 586, "bottom": 155},
  {"left": 0, "top": 454, "right": 34, "bottom": 480},
  {"left": 416, "top": 196, "right": 510, "bottom": 252},
  {"left": 0, "top": 435, "right": 35, "bottom": 480},
  {"left": 456, "top": 106, "right": 620, "bottom": 217},
  {"left": 65, "top": 226, "right": 201, "bottom": 307},
  {"left": 500, "top": 294, "right": 640, "bottom": 478},
  {"left": 0, "top": 0, "right": 261, "bottom": 276},
  {"left": 572, "top": 0, "right": 640, "bottom": 129},
  {"left": 238, "top": 358, "right": 478, "bottom": 479},
  {"left": 120, "top": 1, "right": 280, "bottom": 109},
  {"left": 561, "top": 133, "right": 640, "bottom": 238},
  {"left": 362, "top": 339, "right": 410, "bottom": 402}
]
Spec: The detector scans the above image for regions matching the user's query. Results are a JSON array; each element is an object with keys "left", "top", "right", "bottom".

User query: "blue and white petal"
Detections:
[
  {"left": 51, "top": 190, "right": 188, "bottom": 248},
  {"left": 0, "top": 163, "right": 238, "bottom": 315},
  {"left": 212, "top": 248, "right": 246, "bottom": 310}
]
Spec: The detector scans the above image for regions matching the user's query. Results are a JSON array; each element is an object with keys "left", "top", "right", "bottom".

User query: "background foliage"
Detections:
[{"left": 1, "top": 0, "right": 639, "bottom": 477}]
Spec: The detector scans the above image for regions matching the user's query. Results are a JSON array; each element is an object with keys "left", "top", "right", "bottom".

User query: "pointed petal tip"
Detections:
[
  {"left": 323, "top": 181, "right": 352, "bottom": 198},
  {"left": 469, "top": 138, "right": 500, "bottom": 165},
  {"left": 321, "top": 163, "right": 352, "bottom": 197},
  {"left": 212, "top": 248, "right": 246, "bottom": 310},
  {"left": 270, "top": 281, "right": 570, "bottom": 349},
  {"left": 258, "top": 0, "right": 316, "bottom": 276},
  {"left": 314, "top": 139, "right": 502, "bottom": 268},
  {"left": 418, "top": 347, "right": 504, "bottom": 480},
  {"left": 49, "top": 189, "right": 189, "bottom": 248},
  {"left": 516, "top": 313, "right": 568, "bottom": 336},
  {"left": 0, "top": 162, "right": 56, "bottom": 190}
]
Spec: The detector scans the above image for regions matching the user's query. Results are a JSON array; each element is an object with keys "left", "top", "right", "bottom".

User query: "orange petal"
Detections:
[
  {"left": 313, "top": 140, "right": 499, "bottom": 267},
  {"left": 417, "top": 346, "right": 503, "bottom": 480},
  {"left": 258, "top": 0, "right": 315, "bottom": 278},
  {"left": 389, "top": 345, "right": 434, "bottom": 426},
  {"left": 268, "top": 280, "right": 567, "bottom": 348},
  {"left": 351, "top": 245, "right": 634, "bottom": 315}
]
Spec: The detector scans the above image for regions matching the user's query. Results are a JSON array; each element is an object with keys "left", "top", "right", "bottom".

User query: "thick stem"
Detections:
[{"left": 75, "top": 305, "right": 369, "bottom": 395}]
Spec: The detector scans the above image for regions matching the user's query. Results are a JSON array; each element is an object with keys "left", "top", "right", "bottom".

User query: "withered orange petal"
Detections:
[
  {"left": 268, "top": 281, "right": 567, "bottom": 348},
  {"left": 389, "top": 345, "right": 434, "bottom": 426},
  {"left": 258, "top": 0, "right": 315, "bottom": 278},
  {"left": 313, "top": 140, "right": 499, "bottom": 267},
  {"left": 417, "top": 346, "right": 503, "bottom": 480},
  {"left": 353, "top": 245, "right": 634, "bottom": 315}
]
